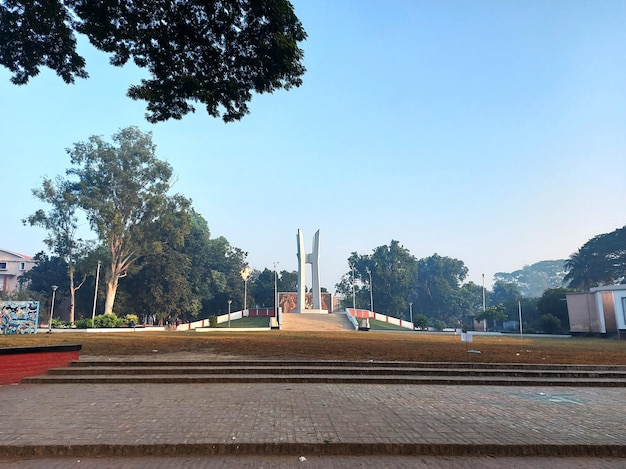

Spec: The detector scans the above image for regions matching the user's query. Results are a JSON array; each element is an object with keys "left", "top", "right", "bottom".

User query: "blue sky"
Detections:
[{"left": 1, "top": 0, "right": 625, "bottom": 291}]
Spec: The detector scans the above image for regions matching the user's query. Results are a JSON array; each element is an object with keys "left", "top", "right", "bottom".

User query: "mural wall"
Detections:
[
  {"left": 0, "top": 301, "right": 40, "bottom": 334},
  {"left": 278, "top": 292, "right": 332, "bottom": 313}
]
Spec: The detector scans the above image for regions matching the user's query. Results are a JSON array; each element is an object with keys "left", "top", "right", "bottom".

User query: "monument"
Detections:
[{"left": 295, "top": 229, "right": 326, "bottom": 313}]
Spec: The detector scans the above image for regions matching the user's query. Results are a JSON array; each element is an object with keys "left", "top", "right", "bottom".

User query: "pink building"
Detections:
[
  {"left": 0, "top": 249, "right": 36, "bottom": 294},
  {"left": 566, "top": 285, "right": 626, "bottom": 339}
]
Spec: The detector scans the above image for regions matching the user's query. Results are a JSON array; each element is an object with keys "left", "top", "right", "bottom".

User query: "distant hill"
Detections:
[{"left": 494, "top": 260, "right": 567, "bottom": 298}]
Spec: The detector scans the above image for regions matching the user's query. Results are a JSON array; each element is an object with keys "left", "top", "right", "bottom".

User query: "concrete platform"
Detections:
[
  {"left": 2, "top": 355, "right": 625, "bottom": 467},
  {"left": 1, "top": 381, "right": 625, "bottom": 459}
]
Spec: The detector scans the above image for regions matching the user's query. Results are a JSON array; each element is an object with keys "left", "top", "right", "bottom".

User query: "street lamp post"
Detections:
[
  {"left": 274, "top": 262, "right": 279, "bottom": 325},
  {"left": 518, "top": 299, "right": 523, "bottom": 338},
  {"left": 48, "top": 285, "right": 58, "bottom": 332},
  {"left": 366, "top": 268, "right": 373, "bottom": 312},
  {"left": 228, "top": 300, "right": 232, "bottom": 328},
  {"left": 91, "top": 261, "right": 101, "bottom": 328},
  {"left": 409, "top": 302, "right": 413, "bottom": 327},
  {"left": 482, "top": 273, "right": 486, "bottom": 332},
  {"left": 350, "top": 264, "right": 356, "bottom": 310},
  {"left": 241, "top": 266, "right": 251, "bottom": 314}
]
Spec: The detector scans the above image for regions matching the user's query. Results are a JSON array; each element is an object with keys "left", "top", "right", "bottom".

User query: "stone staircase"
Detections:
[
  {"left": 279, "top": 312, "right": 355, "bottom": 331},
  {"left": 23, "top": 360, "right": 626, "bottom": 386}
]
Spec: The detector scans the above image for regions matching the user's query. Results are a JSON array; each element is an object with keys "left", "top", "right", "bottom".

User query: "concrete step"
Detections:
[
  {"left": 22, "top": 360, "right": 626, "bottom": 386},
  {"left": 22, "top": 373, "right": 626, "bottom": 386},
  {"left": 67, "top": 360, "right": 626, "bottom": 371},
  {"left": 44, "top": 365, "right": 626, "bottom": 379},
  {"left": 280, "top": 313, "right": 354, "bottom": 331}
]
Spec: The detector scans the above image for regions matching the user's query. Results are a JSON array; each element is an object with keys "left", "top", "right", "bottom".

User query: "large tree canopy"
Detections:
[
  {"left": 67, "top": 126, "right": 187, "bottom": 315},
  {"left": 0, "top": 0, "right": 307, "bottom": 122},
  {"left": 23, "top": 176, "right": 91, "bottom": 325},
  {"left": 336, "top": 240, "right": 418, "bottom": 318},
  {"left": 564, "top": 225, "right": 626, "bottom": 291}
]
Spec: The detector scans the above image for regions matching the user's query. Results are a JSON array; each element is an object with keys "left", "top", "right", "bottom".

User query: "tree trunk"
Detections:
[
  {"left": 104, "top": 276, "right": 119, "bottom": 315},
  {"left": 69, "top": 271, "right": 76, "bottom": 325}
]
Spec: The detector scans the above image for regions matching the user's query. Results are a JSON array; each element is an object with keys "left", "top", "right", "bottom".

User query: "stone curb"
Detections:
[{"left": 1, "top": 443, "right": 625, "bottom": 459}]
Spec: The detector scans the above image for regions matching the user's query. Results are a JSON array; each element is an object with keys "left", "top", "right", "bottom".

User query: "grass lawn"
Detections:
[
  {"left": 2, "top": 330, "right": 626, "bottom": 365},
  {"left": 368, "top": 319, "right": 408, "bottom": 331},
  {"left": 215, "top": 317, "right": 271, "bottom": 328}
]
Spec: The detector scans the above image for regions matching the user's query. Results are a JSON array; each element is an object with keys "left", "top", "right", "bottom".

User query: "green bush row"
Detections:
[{"left": 74, "top": 313, "right": 139, "bottom": 329}]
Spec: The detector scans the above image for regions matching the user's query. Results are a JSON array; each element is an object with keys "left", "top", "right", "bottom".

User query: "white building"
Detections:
[
  {"left": 0, "top": 249, "right": 36, "bottom": 294},
  {"left": 566, "top": 285, "right": 626, "bottom": 339}
]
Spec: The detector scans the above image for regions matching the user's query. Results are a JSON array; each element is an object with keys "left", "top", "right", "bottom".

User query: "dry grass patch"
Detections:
[{"left": 2, "top": 331, "right": 626, "bottom": 364}]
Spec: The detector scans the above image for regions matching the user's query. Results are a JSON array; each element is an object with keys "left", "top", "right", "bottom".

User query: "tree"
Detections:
[
  {"left": 250, "top": 268, "right": 276, "bottom": 308},
  {"left": 67, "top": 127, "right": 182, "bottom": 315},
  {"left": 414, "top": 254, "right": 468, "bottom": 323},
  {"left": 17, "top": 252, "right": 68, "bottom": 322},
  {"left": 278, "top": 270, "right": 298, "bottom": 292},
  {"left": 537, "top": 287, "right": 571, "bottom": 332},
  {"left": 116, "top": 199, "right": 196, "bottom": 323},
  {"left": 475, "top": 304, "right": 507, "bottom": 331},
  {"left": 23, "top": 177, "right": 91, "bottom": 325},
  {"left": 335, "top": 241, "right": 418, "bottom": 318},
  {"left": 539, "top": 313, "right": 562, "bottom": 334},
  {"left": 564, "top": 226, "right": 626, "bottom": 291},
  {"left": 413, "top": 313, "right": 429, "bottom": 330},
  {"left": 200, "top": 236, "right": 248, "bottom": 314},
  {"left": 494, "top": 260, "right": 568, "bottom": 298},
  {"left": 457, "top": 281, "right": 483, "bottom": 327},
  {"left": 1, "top": 0, "right": 307, "bottom": 122},
  {"left": 489, "top": 280, "right": 521, "bottom": 305}
]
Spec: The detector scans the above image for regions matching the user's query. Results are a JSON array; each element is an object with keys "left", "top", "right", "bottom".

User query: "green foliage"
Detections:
[
  {"left": 23, "top": 176, "right": 92, "bottom": 324},
  {"left": 539, "top": 314, "right": 562, "bottom": 334},
  {"left": 490, "top": 281, "right": 521, "bottom": 306},
  {"left": 336, "top": 240, "right": 418, "bottom": 318},
  {"left": 18, "top": 252, "right": 67, "bottom": 295},
  {"left": 564, "top": 226, "right": 626, "bottom": 291},
  {"left": 93, "top": 313, "right": 123, "bottom": 328},
  {"left": 208, "top": 315, "right": 218, "bottom": 328},
  {"left": 67, "top": 127, "right": 184, "bottom": 315},
  {"left": 432, "top": 320, "right": 446, "bottom": 331},
  {"left": 475, "top": 304, "right": 507, "bottom": 330},
  {"left": 537, "top": 287, "right": 571, "bottom": 331},
  {"left": 414, "top": 253, "right": 468, "bottom": 323},
  {"left": 250, "top": 268, "right": 276, "bottom": 308},
  {"left": 74, "top": 318, "right": 92, "bottom": 329},
  {"left": 122, "top": 314, "right": 139, "bottom": 326},
  {"left": 1, "top": 0, "right": 306, "bottom": 122},
  {"left": 413, "top": 314, "right": 429, "bottom": 330},
  {"left": 494, "top": 260, "right": 568, "bottom": 298},
  {"left": 51, "top": 318, "right": 69, "bottom": 328},
  {"left": 278, "top": 271, "right": 299, "bottom": 292}
]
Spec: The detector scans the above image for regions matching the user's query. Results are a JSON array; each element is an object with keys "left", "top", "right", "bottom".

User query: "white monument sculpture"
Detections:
[{"left": 295, "top": 229, "right": 326, "bottom": 313}]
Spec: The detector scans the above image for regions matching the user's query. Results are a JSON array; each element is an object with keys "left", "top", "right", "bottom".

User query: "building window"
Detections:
[
  {"left": 0, "top": 262, "right": 6, "bottom": 270},
  {"left": 20, "top": 262, "right": 25, "bottom": 270}
]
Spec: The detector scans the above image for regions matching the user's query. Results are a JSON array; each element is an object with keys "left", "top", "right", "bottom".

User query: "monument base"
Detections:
[{"left": 295, "top": 309, "right": 328, "bottom": 314}]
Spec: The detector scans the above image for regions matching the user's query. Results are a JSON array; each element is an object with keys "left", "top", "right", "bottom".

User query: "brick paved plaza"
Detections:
[{"left": 1, "top": 379, "right": 625, "bottom": 467}]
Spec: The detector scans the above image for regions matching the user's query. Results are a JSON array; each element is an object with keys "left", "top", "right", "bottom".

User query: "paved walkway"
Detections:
[
  {"left": 1, "top": 380, "right": 625, "bottom": 467},
  {"left": 280, "top": 313, "right": 354, "bottom": 331}
]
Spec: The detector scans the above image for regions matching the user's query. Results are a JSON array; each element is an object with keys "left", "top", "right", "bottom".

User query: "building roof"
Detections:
[
  {"left": 0, "top": 249, "right": 34, "bottom": 260},
  {"left": 590, "top": 284, "right": 626, "bottom": 293}
]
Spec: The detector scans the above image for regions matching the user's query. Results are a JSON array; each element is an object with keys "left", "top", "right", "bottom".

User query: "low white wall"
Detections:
[
  {"left": 195, "top": 327, "right": 270, "bottom": 332},
  {"left": 39, "top": 327, "right": 166, "bottom": 333}
]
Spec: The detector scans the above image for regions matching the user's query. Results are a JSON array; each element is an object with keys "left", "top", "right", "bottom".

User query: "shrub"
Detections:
[
  {"left": 208, "top": 315, "right": 218, "bottom": 327},
  {"left": 93, "top": 313, "right": 123, "bottom": 328},
  {"left": 539, "top": 314, "right": 562, "bottom": 334},
  {"left": 413, "top": 314, "right": 429, "bottom": 330},
  {"left": 432, "top": 320, "right": 446, "bottom": 331},
  {"left": 74, "top": 318, "right": 92, "bottom": 329},
  {"left": 122, "top": 314, "right": 139, "bottom": 326},
  {"left": 51, "top": 318, "right": 70, "bottom": 328}
]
